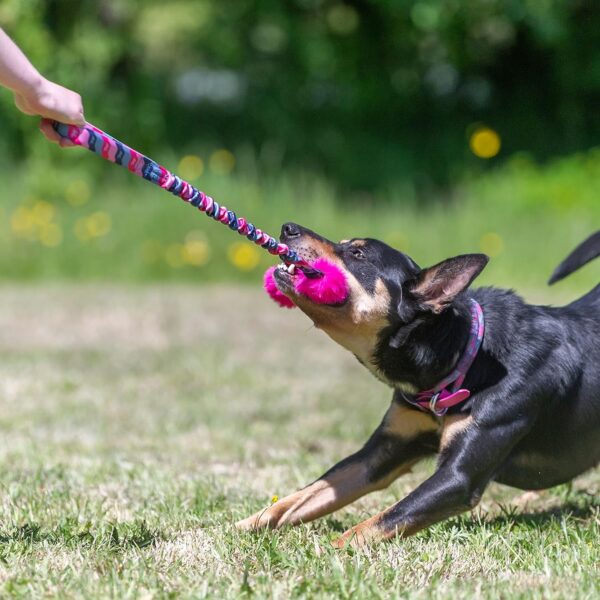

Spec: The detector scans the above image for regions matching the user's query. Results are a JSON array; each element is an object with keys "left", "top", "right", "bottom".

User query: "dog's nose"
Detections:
[{"left": 281, "top": 222, "right": 302, "bottom": 240}]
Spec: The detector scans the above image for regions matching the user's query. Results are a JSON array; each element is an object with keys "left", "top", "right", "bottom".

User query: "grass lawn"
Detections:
[{"left": 0, "top": 285, "right": 598, "bottom": 598}]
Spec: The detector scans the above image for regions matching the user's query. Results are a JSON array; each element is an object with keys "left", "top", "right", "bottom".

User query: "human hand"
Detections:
[{"left": 14, "top": 77, "right": 85, "bottom": 146}]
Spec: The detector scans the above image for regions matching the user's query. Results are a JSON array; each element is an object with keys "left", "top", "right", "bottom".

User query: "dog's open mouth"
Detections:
[
  {"left": 266, "top": 258, "right": 350, "bottom": 308},
  {"left": 273, "top": 262, "right": 297, "bottom": 290}
]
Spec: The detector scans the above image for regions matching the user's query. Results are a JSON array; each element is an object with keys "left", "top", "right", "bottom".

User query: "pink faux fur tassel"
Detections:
[
  {"left": 263, "top": 258, "right": 349, "bottom": 308},
  {"left": 263, "top": 266, "right": 296, "bottom": 308},
  {"left": 294, "top": 258, "right": 348, "bottom": 304}
]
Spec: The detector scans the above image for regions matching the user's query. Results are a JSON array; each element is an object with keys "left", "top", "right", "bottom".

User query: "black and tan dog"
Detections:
[{"left": 237, "top": 225, "right": 600, "bottom": 547}]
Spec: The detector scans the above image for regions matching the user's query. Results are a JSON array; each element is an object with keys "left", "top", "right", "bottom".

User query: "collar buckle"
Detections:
[
  {"left": 411, "top": 299, "right": 484, "bottom": 416},
  {"left": 429, "top": 392, "right": 447, "bottom": 416}
]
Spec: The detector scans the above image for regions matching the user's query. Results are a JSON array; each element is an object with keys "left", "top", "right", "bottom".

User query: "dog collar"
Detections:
[{"left": 408, "top": 299, "right": 484, "bottom": 417}]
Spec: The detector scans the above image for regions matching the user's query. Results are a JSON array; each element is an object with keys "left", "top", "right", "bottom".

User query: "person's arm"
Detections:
[{"left": 0, "top": 28, "right": 84, "bottom": 145}]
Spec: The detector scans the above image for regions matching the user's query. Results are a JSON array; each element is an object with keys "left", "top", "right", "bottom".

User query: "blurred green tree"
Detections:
[{"left": 0, "top": 0, "right": 598, "bottom": 192}]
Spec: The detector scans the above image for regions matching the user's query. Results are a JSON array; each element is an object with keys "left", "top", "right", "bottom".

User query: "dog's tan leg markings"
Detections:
[
  {"left": 382, "top": 402, "right": 438, "bottom": 438},
  {"left": 512, "top": 490, "right": 542, "bottom": 509},
  {"left": 331, "top": 512, "right": 387, "bottom": 549},
  {"left": 439, "top": 414, "right": 473, "bottom": 451},
  {"left": 236, "top": 403, "right": 438, "bottom": 531},
  {"left": 333, "top": 410, "right": 537, "bottom": 548},
  {"left": 332, "top": 500, "right": 430, "bottom": 549},
  {"left": 334, "top": 415, "right": 480, "bottom": 548},
  {"left": 236, "top": 462, "right": 375, "bottom": 531}
]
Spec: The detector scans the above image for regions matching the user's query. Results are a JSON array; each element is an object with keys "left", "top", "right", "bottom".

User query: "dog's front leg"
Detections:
[
  {"left": 236, "top": 403, "right": 438, "bottom": 531},
  {"left": 333, "top": 409, "right": 533, "bottom": 548}
]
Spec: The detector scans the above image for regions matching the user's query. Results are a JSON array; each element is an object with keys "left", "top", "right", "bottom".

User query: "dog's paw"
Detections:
[
  {"left": 332, "top": 529, "right": 368, "bottom": 550},
  {"left": 235, "top": 514, "right": 264, "bottom": 531},
  {"left": 235, "top": 507, "right": 277, "bottom": 531},
  {"left": 332, "top": 517, "right": 383, "bottom": 549},
  {"left": 235, "top": 515, "right": 258, "bottom": 531},
  {"left": 511, "top": 490, "right": 542, "bottom": 509}
]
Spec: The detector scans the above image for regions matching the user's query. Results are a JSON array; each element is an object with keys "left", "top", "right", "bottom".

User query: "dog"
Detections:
[{"left": 237, "top": 225, "right": 600, "bottom": 547}]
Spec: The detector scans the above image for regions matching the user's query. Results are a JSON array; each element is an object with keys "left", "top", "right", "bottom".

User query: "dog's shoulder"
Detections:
[{"left": 469, "top": 285, "right": 571, "bottom": 368}]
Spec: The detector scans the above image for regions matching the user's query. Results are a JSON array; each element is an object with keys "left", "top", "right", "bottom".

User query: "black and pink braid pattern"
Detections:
[{"left": 52, "top": 122, "right": 320, "bottom": 277}]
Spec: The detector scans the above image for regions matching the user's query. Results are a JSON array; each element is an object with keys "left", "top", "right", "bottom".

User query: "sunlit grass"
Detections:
[{"left": 0, "top": 286, "right": 597, "bottom": 598}]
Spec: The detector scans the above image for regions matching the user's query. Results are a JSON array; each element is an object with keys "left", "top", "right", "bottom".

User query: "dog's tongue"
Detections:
[{"left": 263, "top": 259, "right": 349, "bottom": 308}]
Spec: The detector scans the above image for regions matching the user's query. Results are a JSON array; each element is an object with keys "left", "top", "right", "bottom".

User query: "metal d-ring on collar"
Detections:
[{"left": 409, "top": 299, "right": 485, "bottom": 417}]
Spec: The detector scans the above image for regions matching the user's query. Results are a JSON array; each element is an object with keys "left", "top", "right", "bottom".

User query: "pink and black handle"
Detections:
[{"left": 52, "top": 121, "right": 321, "bottom": 277}]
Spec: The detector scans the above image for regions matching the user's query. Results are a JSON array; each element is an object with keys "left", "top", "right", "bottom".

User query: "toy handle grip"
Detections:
[{"left": 53, "top": 121, "right": 83, "bottom": 145}]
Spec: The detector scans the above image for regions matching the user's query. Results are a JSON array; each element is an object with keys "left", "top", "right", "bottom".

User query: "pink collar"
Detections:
[{"left": 409, "top": 299, "right": 484, "bottom": 417}]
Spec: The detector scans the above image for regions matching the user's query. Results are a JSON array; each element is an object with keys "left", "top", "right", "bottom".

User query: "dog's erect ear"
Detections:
[{"left": 410, "top": 254, "right": 489, "bottom": 313}]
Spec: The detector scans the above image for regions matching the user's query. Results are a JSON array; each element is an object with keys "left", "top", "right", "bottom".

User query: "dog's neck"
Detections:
[{"left": 374, "top": 296, "right": 473, "bottom": 392}]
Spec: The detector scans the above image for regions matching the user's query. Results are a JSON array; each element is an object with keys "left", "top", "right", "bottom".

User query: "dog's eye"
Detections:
[{"left": 349, "top": 248, "right": 365, "bottom": 260}]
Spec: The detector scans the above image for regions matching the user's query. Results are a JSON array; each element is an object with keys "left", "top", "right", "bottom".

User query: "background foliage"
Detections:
[
  {"left": 0, "top": 148, "right": 598, "bottom": 288},
  {"left": 0, "top": 1, "right": 598, "bottom": 287},
  {"left": 1, "top": 0, "right": 598, "bottom": 189}
]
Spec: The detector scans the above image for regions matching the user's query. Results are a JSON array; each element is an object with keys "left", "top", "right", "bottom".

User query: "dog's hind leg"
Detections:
[{"left": 235, "top": 403, "right": 438, "bottom": 531}]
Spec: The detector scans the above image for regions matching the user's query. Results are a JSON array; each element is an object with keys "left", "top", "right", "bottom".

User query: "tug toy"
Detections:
[
  {"left": 263, "top": 258, "right": 349, "bottom": 308},
  {"left": 53, "top": 121, "right": 349, "bottom": 307}
]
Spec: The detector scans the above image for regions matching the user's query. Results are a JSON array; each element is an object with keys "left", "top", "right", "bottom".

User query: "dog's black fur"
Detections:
[{"left": 237, "top": 225, "right": 600, "bottom": 546}]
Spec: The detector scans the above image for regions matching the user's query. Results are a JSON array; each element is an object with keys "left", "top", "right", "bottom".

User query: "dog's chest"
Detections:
[{"left": 324, "top": 328, "right": 418, "bottom": 392}]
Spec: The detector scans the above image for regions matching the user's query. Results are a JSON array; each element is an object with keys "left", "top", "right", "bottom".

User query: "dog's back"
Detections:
[
  {"left": 491, "top": 231, "right": 600, "bottom": 489},
  {"left": 567, "top": 284, "right": 600, "bottom": 313}
]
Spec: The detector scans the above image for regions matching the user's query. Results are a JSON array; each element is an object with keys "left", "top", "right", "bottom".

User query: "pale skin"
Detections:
[{"left": 0, "top": 27, "right": 84, "bottom": 145}]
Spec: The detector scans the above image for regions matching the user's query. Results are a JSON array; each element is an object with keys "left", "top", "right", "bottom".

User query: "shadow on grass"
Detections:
[
  {"left": 444, "top": 493, "right": 600, "bottom": 535},
  {"left": 0, "top": 518, "right": 162, "bottom": 551},
  {"left": 490, "top": 500, "right": 600, "bottom": 528},
  {"left": 319, "top": 492, "right": 600, "bottom": 539}
]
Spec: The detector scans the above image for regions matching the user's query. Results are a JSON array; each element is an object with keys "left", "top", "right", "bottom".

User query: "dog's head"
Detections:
[{"left": 274, "top": 222, "right": 488, "bottom": 386}]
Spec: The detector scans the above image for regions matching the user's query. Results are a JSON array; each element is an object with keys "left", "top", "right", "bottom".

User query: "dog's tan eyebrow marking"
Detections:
[
  {"left": 340, "top": 239, "right": 350, "bottom": 244},
  {"left": 351, "top": 239, "right": 367, "bottom": 247}
]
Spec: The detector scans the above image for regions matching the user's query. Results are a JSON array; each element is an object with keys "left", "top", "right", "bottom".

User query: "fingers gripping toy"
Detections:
[{"left": 53, "top": 122, "right": 349, "bottom": 307}]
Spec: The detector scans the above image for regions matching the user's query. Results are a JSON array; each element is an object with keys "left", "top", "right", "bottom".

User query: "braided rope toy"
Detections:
[{"left": 52, "top": 122, "right": 349, "bottom": 307}]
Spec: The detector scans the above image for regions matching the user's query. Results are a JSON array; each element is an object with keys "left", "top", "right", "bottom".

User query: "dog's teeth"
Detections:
[{"left": 277, "top": 263, "right": 296, "bottom": 274}]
